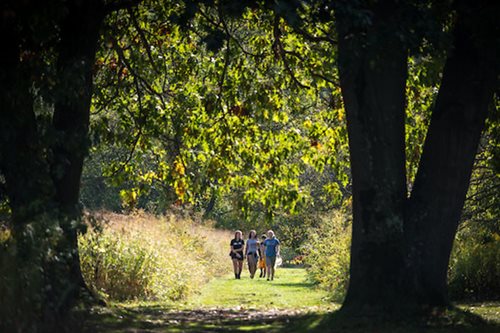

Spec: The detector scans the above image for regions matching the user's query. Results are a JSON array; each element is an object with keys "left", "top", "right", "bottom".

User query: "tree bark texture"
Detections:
[
  {"left": 336, "top": 1, "right": 409, "bottom": 311},
  {"left": 336, "top": 0, "right": 499, "bottom": 314},
  {"left": 406, "top": 1, "right": 499, "bottom": 306},
  {"left": 51, "top": 0, "right": 106, "bottom": 301},
  {"left": 0, "top": 0, "right": 106, "bottom": 329},
  {"left": 0, "top": 1, "right": 55, "bottom": 228}
]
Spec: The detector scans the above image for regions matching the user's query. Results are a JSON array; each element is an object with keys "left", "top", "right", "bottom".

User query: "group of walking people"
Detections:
[{"left": 230, "top": 229, "right": 280, "bottom": 281}]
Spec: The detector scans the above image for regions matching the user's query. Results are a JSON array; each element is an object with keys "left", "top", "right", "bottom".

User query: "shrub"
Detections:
[
  {"left": 302, "top": 211, "right": 351, "bottom": 302},
  {"left": 79, "top": 211, "right": 231, "bottom": 302},
  {"left": 301, "top": 208, "right": 500, "bottom": 303},
  {"left": 448, "top": 234, "right": 500, "bottom": 301}
]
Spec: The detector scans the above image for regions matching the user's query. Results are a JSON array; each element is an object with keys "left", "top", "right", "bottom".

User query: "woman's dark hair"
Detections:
[{"left": 248, "top": 230, "right": 257, "bottom": 239}]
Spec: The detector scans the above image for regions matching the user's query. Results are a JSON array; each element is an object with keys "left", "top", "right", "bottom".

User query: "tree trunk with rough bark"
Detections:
[
  {"left": 336, "top": 1, "right": 409, "bottom": 312},
  {"left": 0, "top": 0, "right": 106, "bottom": 329},
  {"left": 51, "top": 0, "right": 106, "bottom": 306},
  {"left": 336, "top": 0, "right": 499, "bottom": 315},
  {"left": 405, "top": 1, "right": 499, "bottom": 306}
]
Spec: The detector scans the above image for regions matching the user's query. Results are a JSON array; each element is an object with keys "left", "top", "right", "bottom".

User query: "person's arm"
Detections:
[
  {"left": 276, "top": 240, "right": 280, "bottom": 256},
  {"left": 244, "top": 242, "right": 248, "bottom": 256}
]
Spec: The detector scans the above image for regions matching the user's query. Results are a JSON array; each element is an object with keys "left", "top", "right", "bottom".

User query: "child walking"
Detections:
[{"left": 258, "top": 234, "right": 267, "bottom": 278}]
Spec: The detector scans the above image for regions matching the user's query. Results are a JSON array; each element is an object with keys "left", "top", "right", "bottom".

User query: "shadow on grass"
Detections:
[
  {"left": 78, "top": 303, "right": 500, "bottom": 333},
  {"left": 268, "top": 282, "right": 316, "bottom": 288},
  {"left": 80, "top": 304, "right": 324, "bottom": 333},
  {"left": 308, "top": 305, "right": 500, "bottom": 333}
]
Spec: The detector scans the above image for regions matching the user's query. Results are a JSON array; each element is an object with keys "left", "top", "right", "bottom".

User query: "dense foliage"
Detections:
[
  {"left": 449, "top": 232, "right": 500, "bottom": 301},
  {"left": 87, "top": 3, "right": 348, "bottom": 221},
  {"left": 79, "top": 0, "right": 499, "bottom": 302}
]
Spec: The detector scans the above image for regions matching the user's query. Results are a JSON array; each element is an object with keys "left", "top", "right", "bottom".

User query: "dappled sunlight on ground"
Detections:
[
  {"left": 80, "top": 268, "right": 500, "bottom": 333},
  {"left": 85, "top": 305, "right": 329, "bottom": 333}
]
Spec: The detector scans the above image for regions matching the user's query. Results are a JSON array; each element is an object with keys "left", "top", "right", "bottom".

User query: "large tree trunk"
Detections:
[
  {"left": 335, "top": 1, "right": 409, "bottom": 312},
  {"left": 335, "top": 0, "right": 498, "bottom": 316},
  {"left": 0, "top": 2, "right": 55, "bottom": 226},
  {"left": 0, "top": 5, "right": 60, "bottom": 330},
  {"left": 51, "top": 0, "right": 105, "bottom": 301},
  {"left": 406, "top": 1, "right": 499, "bottom": 306},
  {"left": 1, "top": 1, "right": 106, "bottom": 330}
]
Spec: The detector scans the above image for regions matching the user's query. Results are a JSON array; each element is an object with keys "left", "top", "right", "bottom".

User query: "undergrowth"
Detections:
[
  {"left": 79, "top": 211, "right": 231, "bottom": 302},
  {"left": 302, "top": 211, "right": 351, "bottom": 302},
  {"left": 303, "top": 210, "right": 500, "bottom": 303},
  {"left": 449, "top": 233, "right": 500, "bottom": 300}
]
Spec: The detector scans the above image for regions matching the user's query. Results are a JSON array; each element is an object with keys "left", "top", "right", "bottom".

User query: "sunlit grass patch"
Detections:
[
  {"left": 190, "top": 268, "right": 337, "bottom": 310},
  {"left": 458, "top": 302, "right": 500, "bottom": 324}
]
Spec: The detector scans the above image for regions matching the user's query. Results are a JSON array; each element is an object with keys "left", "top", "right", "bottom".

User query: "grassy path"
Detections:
[
  {"left": 189, "top": 267, "right": 336, "bottom": 310},
  {"left": 83, "top": 268, "right": 500, "bottom": 333},
  {"left": 84, "top": 268, "right": 336, "bottom": 332}
]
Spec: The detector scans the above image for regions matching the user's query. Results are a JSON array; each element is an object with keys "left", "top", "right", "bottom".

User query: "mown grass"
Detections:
[{"left": 189, "top": 267, "right": 335, "bottom": 310}]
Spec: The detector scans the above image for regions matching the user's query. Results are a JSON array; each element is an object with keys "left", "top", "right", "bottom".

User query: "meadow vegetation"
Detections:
[
  {"left": 79, "top": 211, "right": 231, "bottom": 302},
  {"left": 76, "top": 208, "right": 500, "bottom": 306},
  {"left": 449, "top": 228, "right": 500, "bottom": 301}
]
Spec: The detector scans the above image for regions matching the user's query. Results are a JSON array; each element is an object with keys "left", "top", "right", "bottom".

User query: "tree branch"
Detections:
[
  {"left": 273, "top": 15, "right": 310, "bottom": 89},
  {"left": 126, "top": 6, "right": 160, "bottom": 74},
  {"left": 104, "top": 0, "right": 142, "bottom": 14}
]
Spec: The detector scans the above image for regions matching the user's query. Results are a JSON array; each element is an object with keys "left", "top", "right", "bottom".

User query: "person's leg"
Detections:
[
  {"left": 266, "top": 256, "right": 272, "bottom": 280},
  {"left": 269, "top": 256, "right": 276, "bottom": 280},
  {"left": 253, "top": 255, "right": 258, "bottom": 277},
  {"left": 253, "top": 257, "right": 258, "bottom": 277},
  {"left": 232, "top": 259, "right": 238, "bottom": 279},
  {"left": 249, "top": 255, "right": 257, "bottom": 278},
  {"left": 247, "top": 255, "right": 252, "bottom": 277},
  {"left": 262, "top": 257, "right": 266, "bottom": 278},
  {"left": 240, "top": 260, "right": 244, "bottom": 277}
]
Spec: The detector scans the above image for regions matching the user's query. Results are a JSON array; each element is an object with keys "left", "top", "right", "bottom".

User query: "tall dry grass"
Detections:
[{"left": 79, "top": 211, "right": 232, "bottom": 302}]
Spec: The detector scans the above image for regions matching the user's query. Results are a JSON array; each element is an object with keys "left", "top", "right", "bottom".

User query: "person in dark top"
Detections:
[{"left": 230, "top": 230, "right": 245, "bottom": 279}]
